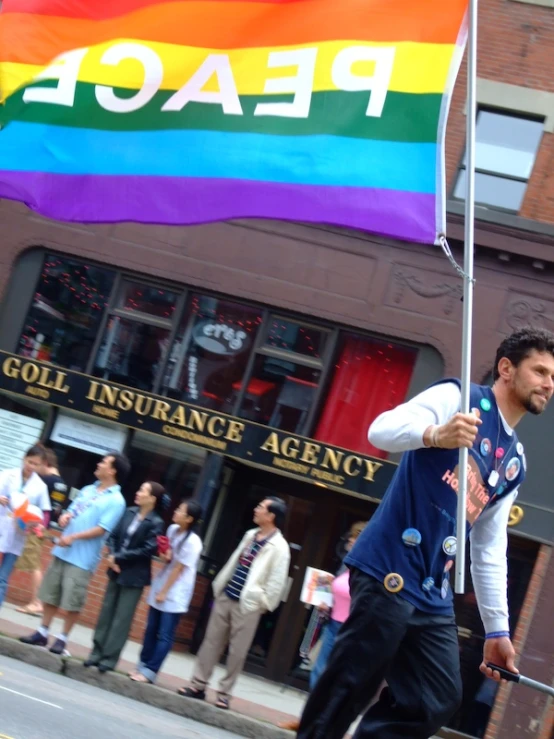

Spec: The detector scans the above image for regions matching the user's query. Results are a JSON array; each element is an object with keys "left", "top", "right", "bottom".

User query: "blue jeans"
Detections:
[
  {"left": 310, "top": 618, "right": 342, "bottom": 691},
  {"left": 138, "top": 607, "right": 181, "bottom": 682},
  {"left": 0, "top": 552, "right": 18, "bottom": 608}
]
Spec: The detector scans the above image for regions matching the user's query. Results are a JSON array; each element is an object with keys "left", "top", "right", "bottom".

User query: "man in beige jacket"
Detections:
[{"left": 179, "top": 497, "right": 290, "bottom": 709}]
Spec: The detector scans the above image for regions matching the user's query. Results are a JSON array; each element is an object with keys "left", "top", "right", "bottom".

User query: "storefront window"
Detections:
[
  {"left": 315, "top": 335, "right": 416, "bottom": 457},
  {"left": 264, "top": 318, "right": 327, "bottom": 359},
  {"left": 126, "top": 432, "right": 206, "bottom": 516},
  {"left": 238, "top": 354, "right": 321, "bottom": 432},
  {"left": 161, "top": 294, "right": 263, "bottom": 413},
  {"left": 117, "top": 280, "right": 178, "bottom": 319},
  {"left": 93, "top": 316, "right": 170, "bottom": 390},
  {"left": 18, "top": 254, "right": 115, "bottom": 371},
  {"left": 0, "top": 391, "right": 50, "bottom": 471}
]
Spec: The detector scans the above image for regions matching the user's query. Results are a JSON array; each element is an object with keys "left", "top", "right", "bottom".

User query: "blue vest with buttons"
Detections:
[{"left": 345, "top": 381, "right": 525, "bottom": 615}]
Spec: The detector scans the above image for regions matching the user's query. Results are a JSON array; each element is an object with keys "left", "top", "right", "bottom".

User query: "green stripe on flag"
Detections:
[{"left": 2, "top": 82, "right": 442, "bottom": 143}]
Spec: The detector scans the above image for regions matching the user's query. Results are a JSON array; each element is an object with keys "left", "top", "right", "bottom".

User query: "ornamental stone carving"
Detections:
[{"left": 389, "top": 267, "right": 463, "bottom": 317}]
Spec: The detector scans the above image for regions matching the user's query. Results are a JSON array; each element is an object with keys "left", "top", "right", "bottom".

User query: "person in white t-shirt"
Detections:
[
  {"left": 130, "top": 499, "right": 203, "bottom": 683},
  {"left": 0, "top": 444, "right": 50, "bottom": 609}
]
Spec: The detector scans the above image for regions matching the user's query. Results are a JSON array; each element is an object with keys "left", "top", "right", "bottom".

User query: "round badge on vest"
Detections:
[
  {"left": 495, "top": 447, "right": 504, "bottom": 459},
  {"left": 384, "top": 573, "right": 404, "bottom": 593},
  {"left": 402, "top": 528, "right": 422, "bottom": 547},
  {"left": 516, "top": 442, "right": 524, "bottom": 456},
  {"left": 480, "top": 398, "right": 491, "bottom": 412},
  {"left": 522, "top": 453, "right": 527, "bottom": 472},
  {"left": 506, "top": 457, "right": 521, "bottom": 482},
  {"left": 480, "top": 439, "right": 492, "bottom": 457},
  {"left": 496, "top": 482, "right": 507, "bottom": 497},
  {"left": 441, "top": 560, "right": 453, "bottom": 599},
  {"left": 422, "top": 577, "right": 434, "bottom": 593},
  {"left": 442, "top": 536, "right": 457, "bottom": 556}
]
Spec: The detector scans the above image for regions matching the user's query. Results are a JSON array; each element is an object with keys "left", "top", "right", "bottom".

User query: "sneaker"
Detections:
[
  {"left": 19, "top": 631, "right": 48, "bottom": 647},
  {"left": 49, "top": 638, "right": 69, "bottom": 656}
]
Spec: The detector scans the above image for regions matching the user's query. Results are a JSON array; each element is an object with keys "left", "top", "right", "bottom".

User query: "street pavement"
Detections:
[
  {"left": 0, "top": 655, "right": 245, "bottom": 739},
  {"left": 0, "top": 601, "right": 305, "bottom": 728}
]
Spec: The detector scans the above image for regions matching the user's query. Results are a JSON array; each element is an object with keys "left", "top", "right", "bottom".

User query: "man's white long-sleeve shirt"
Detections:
[{"left": 368, "top": 382, "right": 515, "bottom": 636}]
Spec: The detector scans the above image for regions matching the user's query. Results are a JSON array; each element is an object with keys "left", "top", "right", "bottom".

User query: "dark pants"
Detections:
[
  {"left": 89, "top": 579, "right": 143, "bottom": 670},
  {"left": 138, "top": 606, "right": 181, "bottom": 682},
  {"left": 297, "top": 568, "right": 462, "bottom": 739}
]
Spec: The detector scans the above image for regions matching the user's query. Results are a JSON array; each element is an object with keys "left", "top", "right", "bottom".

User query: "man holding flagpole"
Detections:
[{"left": 297, "top": 328, "right": 554, "bottom": 739}]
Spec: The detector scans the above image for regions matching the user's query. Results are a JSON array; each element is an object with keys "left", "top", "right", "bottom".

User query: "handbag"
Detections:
[{"left": 157, "top": 535, "right": 170, "bottom": 556}]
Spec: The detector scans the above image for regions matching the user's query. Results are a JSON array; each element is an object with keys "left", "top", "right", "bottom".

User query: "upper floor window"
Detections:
[
  {"left": 117, "top": 281, "right": 178, "bottom": 319},
  {"left": 453, "top": 110, "right": 543, "bottom": 212},
  {"left": 18, "top": 255, "right": 115, "bottom": 372},
  {"left": 93, "top": 279, "right": 179, "bottom": 392},
  {"left": 314, "top": 335, "right": 416, "bottom": 458},
  {"left": 236, "top": 317, "right": 330, "bottom": 433},
  {"left": 161, "top": 294, "right": 263, "bottom": 414}
]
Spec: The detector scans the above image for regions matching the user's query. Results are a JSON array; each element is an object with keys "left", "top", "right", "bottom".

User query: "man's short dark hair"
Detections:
[
  {"left": 266, "top": 497, "right": 287, "bottom": 530},
  {"left": 493, "top": 328, "right": 554, "bottom": 381},
  {"left": 106, "top": 453, "right": 131, "bottom": 484}
]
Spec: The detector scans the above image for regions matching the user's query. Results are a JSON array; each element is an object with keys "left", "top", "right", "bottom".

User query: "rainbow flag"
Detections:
[{"left": 0, "top": 0, "right": 467, "bottom": 244}]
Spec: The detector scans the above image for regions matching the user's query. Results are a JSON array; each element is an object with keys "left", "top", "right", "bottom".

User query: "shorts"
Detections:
[
  {"left": 39, "top": 557, "right": 91, "bottom": 612},
  {"left": 15, "top": 533, "right": 43, "bottom": 572}
]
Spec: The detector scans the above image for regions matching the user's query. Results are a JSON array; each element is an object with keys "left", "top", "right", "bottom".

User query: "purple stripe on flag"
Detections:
[{"left": 0, "top": 171, "right": 437, "bottom": 244}]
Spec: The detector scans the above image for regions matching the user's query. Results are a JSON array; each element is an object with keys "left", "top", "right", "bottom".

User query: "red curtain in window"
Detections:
[{"left": 314, "top": 337, "right": 416, "bottom": 459}]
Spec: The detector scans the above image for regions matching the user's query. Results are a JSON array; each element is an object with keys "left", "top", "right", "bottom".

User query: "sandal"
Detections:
[
  {"left": 177, "top": 686, "right": 206, "bottom": 700},
  {"left": 16, "top": 604, "right": 43, "bottom": 616},
  {"left": 130, "top": 673, "right": 152, "bottom": 683},
  {"left": 215, "top": 697, "right": 230, "bottom": 710}
]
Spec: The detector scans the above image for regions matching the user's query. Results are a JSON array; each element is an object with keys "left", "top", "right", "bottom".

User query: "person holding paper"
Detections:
[
  {"left": 309, "top": 521, "right": 366, "bottom": 690},
  {"left": 280, "top": 521, "right": 367, "bottom": 733},
  {"left": 297, "top": 328, "right": 554, "bottom": 739}
]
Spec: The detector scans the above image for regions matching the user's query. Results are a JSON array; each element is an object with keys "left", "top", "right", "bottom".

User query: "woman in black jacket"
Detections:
[{"left": 84, "top": 481, "right": 166, "bottom": 673}]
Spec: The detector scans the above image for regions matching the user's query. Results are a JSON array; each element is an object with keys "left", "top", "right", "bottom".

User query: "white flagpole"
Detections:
[{"left": 455, "top": 0, "right": 478, "bottom": 595}]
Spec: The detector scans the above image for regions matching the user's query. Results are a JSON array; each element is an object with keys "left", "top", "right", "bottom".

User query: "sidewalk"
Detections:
[
  {"left": 0, "top": 604, "right": 445, "bottom": 739},
  {"left": 0, "top": 601, "right": 305, "bottom": 730}
]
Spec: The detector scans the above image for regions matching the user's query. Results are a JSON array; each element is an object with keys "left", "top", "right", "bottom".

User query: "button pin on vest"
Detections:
[
  {"left": 422, "top": 577, "right": 434, "bottom": 593},
  {"left": 384, "top": 573, "right": 404, "bottom": 593},
  {"left": 480, "top": 438, "right": 492, "bottom": 456},
  {"left": 442, "top": 536, "right": 457, "bottom": 556},
  {"left": 402, "top": 528, "right": 422, "bottom": 547}
]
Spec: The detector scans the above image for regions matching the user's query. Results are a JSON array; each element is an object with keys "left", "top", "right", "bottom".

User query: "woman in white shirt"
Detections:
[
  {"left": 130, "top": 499, "right": 203, "bottom": 683},
  {"left": 0, "top": 444, "right": 50, "bottom": 609}
]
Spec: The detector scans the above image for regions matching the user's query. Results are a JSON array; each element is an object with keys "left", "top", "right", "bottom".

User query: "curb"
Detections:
[{"left": 0, "top": 634, "right": 294, "bottom": 739}]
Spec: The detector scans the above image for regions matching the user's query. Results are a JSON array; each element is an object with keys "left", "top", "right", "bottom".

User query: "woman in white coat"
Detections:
[{"left": 0, "top": 444, "right": 50, "bottom": 609}]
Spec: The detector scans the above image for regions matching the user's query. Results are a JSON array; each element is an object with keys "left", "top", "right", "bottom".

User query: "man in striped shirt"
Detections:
[{"left": 179, "top": 497, "right": 290, "bottom": 709}]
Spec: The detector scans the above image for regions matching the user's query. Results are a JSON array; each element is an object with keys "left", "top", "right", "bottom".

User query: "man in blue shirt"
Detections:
[{"left": 20, "top": 453, "right": 129, "bottom": 655}]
